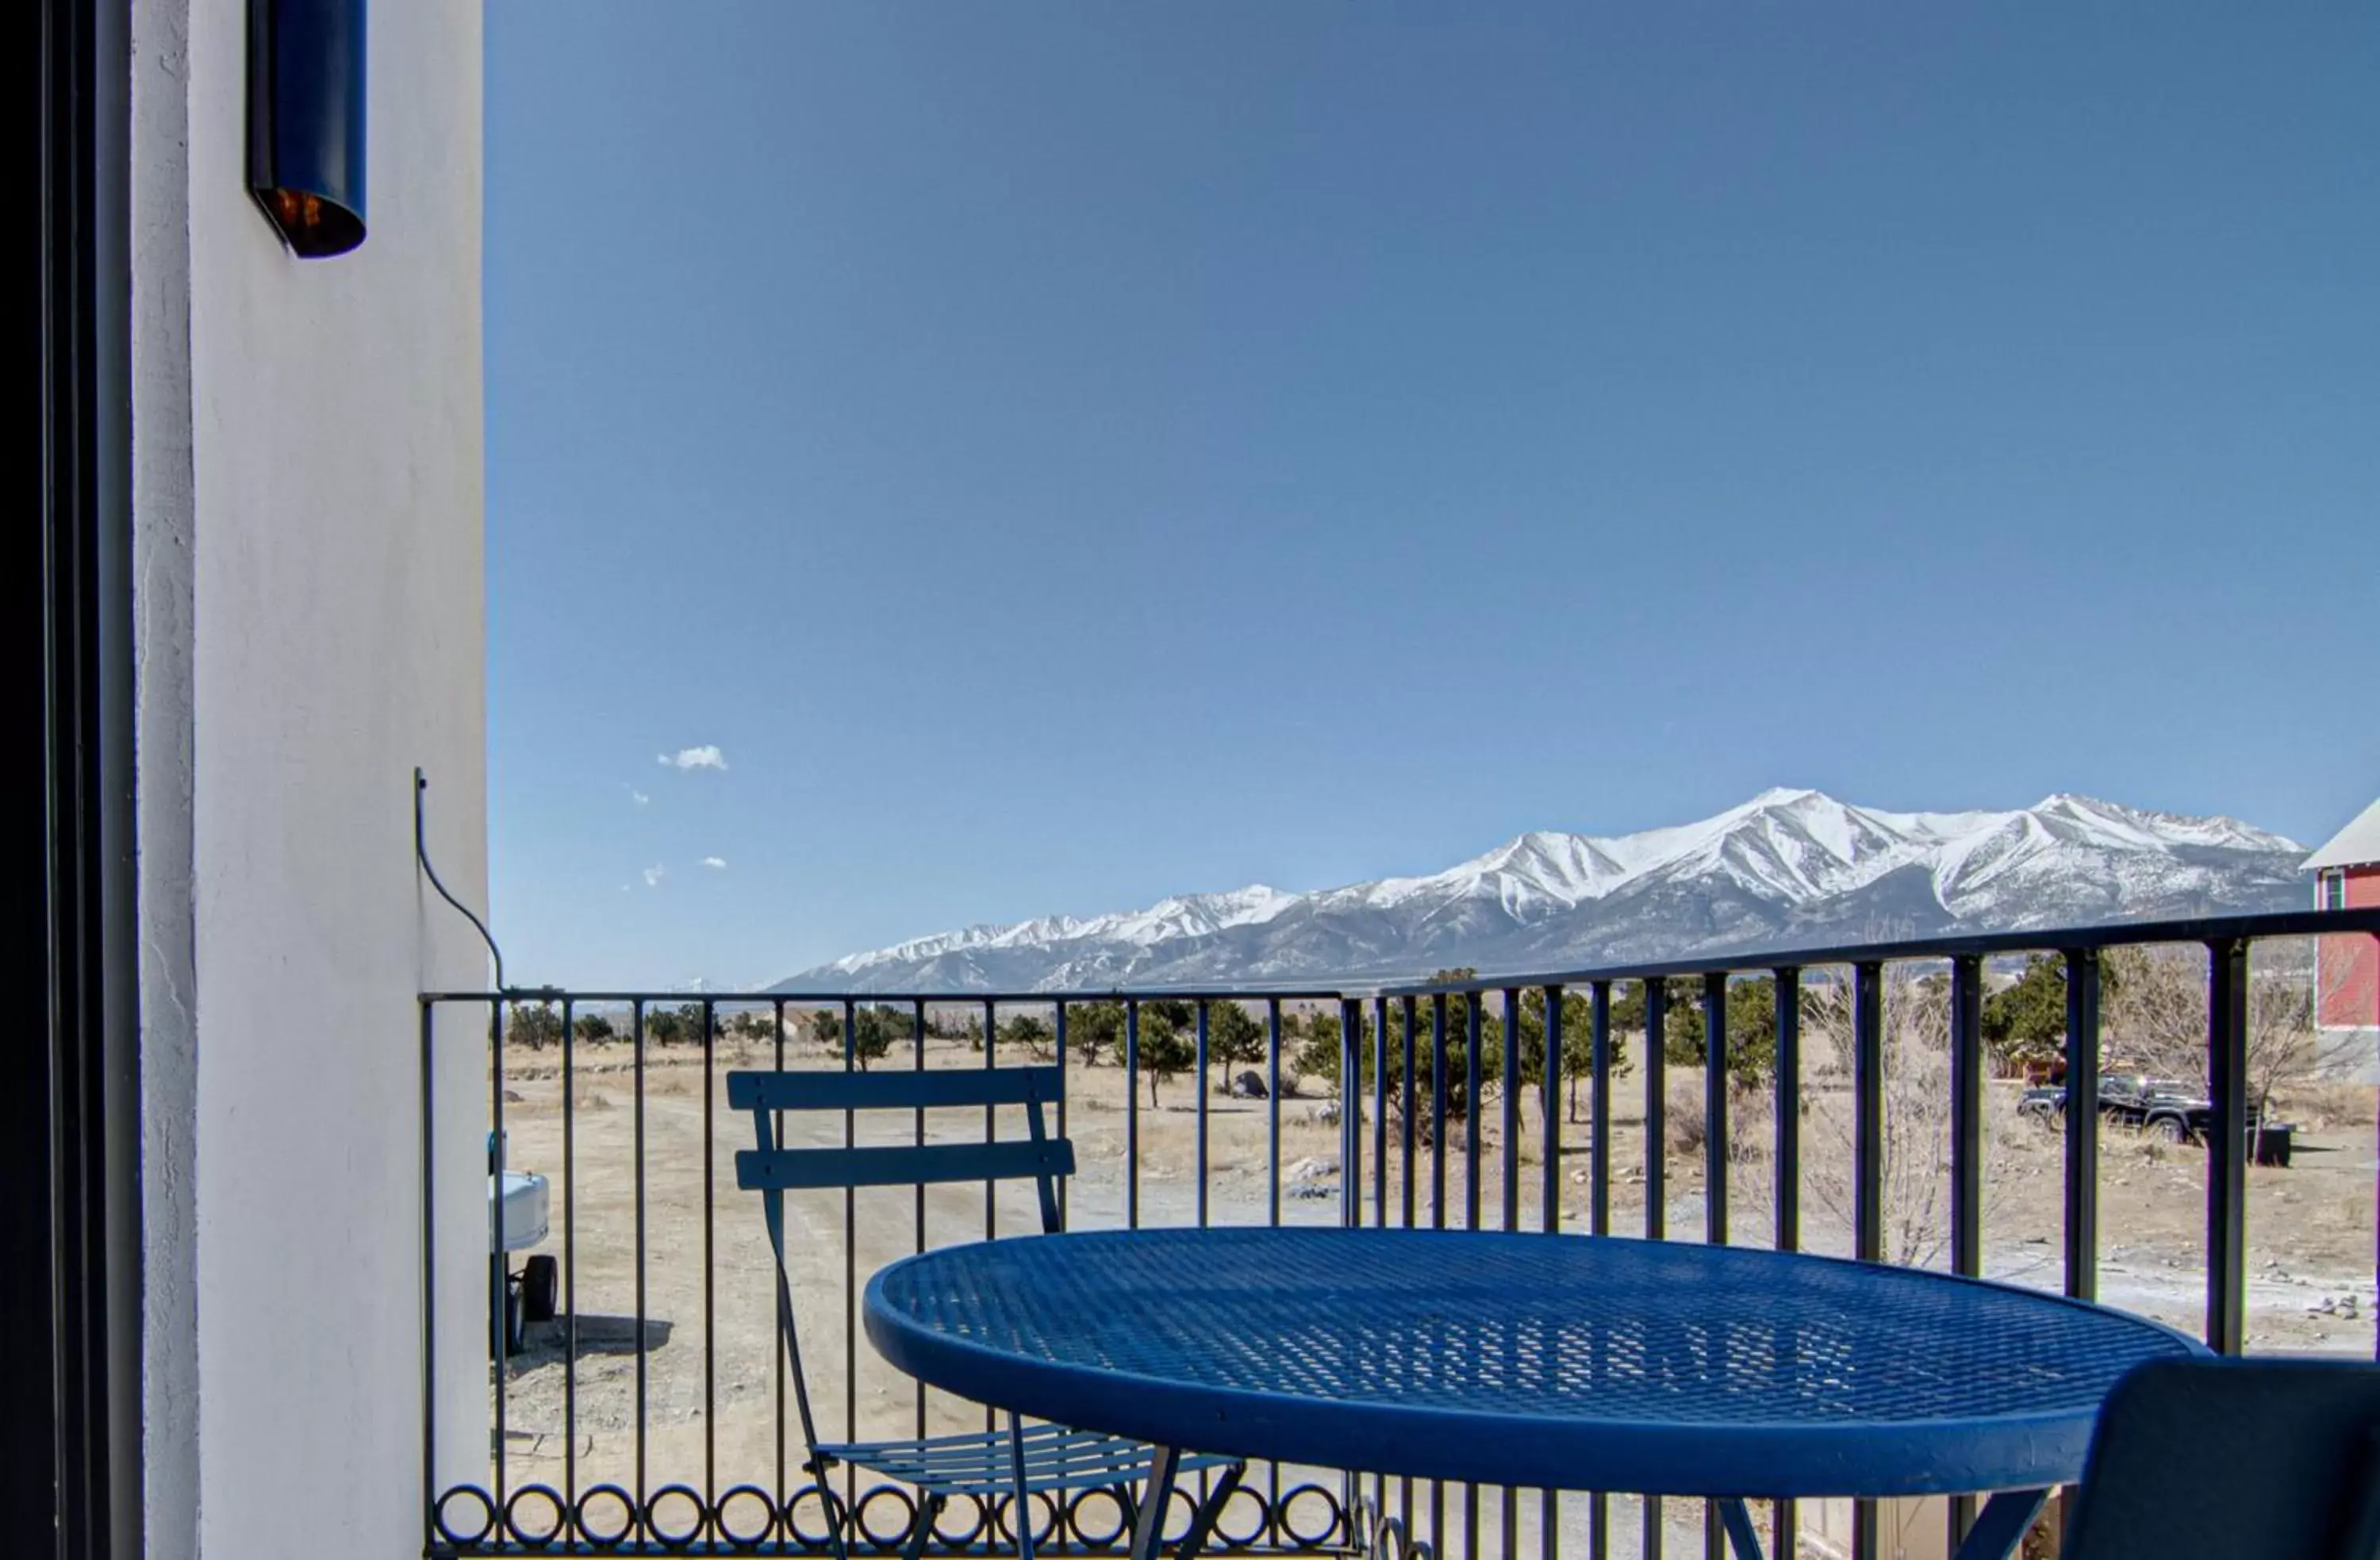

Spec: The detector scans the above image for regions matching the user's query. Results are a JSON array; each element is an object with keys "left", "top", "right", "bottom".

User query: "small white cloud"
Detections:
[
  {"left": 656, "top": 745, "right": 727, "bottom": 772},
  {"left": 642, "top": 864, "right": 667, "bottom": 887},
  {"left": 701, "top": 856, "right": 727, "bottom": 870},
  {"left": 629, "top": 787, "right": 651, "bottom": 806}
]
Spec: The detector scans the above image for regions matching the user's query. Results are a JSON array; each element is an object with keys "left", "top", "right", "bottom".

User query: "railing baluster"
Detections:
[
  {"left": 1702, "top": 973, "right": 1728, "bottom": 1249},
  {"left": 772, "top": 997, "right": 788, "bottom": 1527},
  {"left": 1645, "top": 979, "right": 1667, "bottom": 1242},
  {"left": 1549, "top": 989, "right": 1576, "bottom": 1550},
  {"left": 1054, "top": 1001, "right": 1069, "bottom": 1231},
  {"left": 1541, "top": 985, "right": 1562, "bottom": 1560},
  {"left": 1400, "top": 993, "right": 1418, "bottom": 1549},
  {"left": 417, "top": 1003, "right": 436, "bottom": 1554},
  {"left": 1852, "top": 963, "right": 1884, "bottom": 1264},
  {"left": 1701, "top": 972, "right": 1727, "bottom": 1560},
  {"left": 1772, "top": 969, "right": 1800, "bottom": 1253},
  {"left": 1501, "top": 988, "right": 1522, "bottom": 1232},
  {"left": 985, "top": 997, "right": 1000, "bottom": 1437},
  {"left": 1267, "top": 996, "right": 1284, "bottom": 1549},
  {"left": 912, "top": 998, "right": 928, "bottom": 1439},
  {"left": 1267, "top": 998, "right": 1283, "bottom": 1230},
  {"left": 1430, "top": 993, "right": 1448, "bottom": 1557},
  {"left": 1949, "top": 958, "right": 1984, "bottom": 1276},
  {"left": 1851, "top": 962, "right": 1884, "bottom": 1560},
  {"left": 1196, "top": 1000, "right": 1211, "bottom": 1230},
  {"left": 491, "top": 1001, "right": 509, "bottom": 1511},
  {"left": 2063, "top": 950, "right": 2101, "bottom": 1302},
  {"left": 562, "top": 997, "right": 578, "bottom": 1527},
  {"left": 1127, "top": 998, "right": 1142, "bottom": 1231},
  {"left": 1642, "top": 978, "right": 1664, "bottom": 1558},
  {"left": 1342, "top": 997, "right": 1364, "bottom": 1231},
  {"left": 1589, "top": 982, "right": 1611, "bottom": 1240},
  {"left": 1371, "top": 990, "right": 1390, "bottom": 1552},
  {"left": 634, "top": 999, "right": 649, "bottom": 1531},
  {"left": 1771, "top": 966, "right": 1800, "bottom": 1560},
  {"left": 1541, "top": 986, "right": 1562, "bottom": 1236},
  {"left": 841, "top": 996, "right": 857, "bottom": 1519},
  {"left": 1374, "top": 995, "right": 1391, "bottom": 1230},
  {"left": 985, "top": 997, "right": 999, "bottom": 1243},
  {"left": 1948, "top": 958, "right": 1983, "bottom": 1549},
  {"left": 1452, "top": 1010, "right": 1480, "bottom": 1560},
  {"left": 1501, "top": 987, "right": 1522, "bottom": 1560},
  {"left": 1586, "top": 980, "right": 1610, "bottom": 1560},
  {"left": 703, "top": 997, "right": 716, "bottom": 1530},
  {"left": 2205, "top": 938, "right": 2249, "bottom": 1354}
]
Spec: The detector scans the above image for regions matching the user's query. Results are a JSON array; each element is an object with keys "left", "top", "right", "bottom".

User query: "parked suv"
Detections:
[{"left": 2014, "top": 1074, "right": 2294, "bottom": 1164}]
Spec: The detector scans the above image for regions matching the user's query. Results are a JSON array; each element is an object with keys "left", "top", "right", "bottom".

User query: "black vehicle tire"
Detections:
[
  {"left": 522, "top": 1254, "right": 559, "bottom": 1324},
  {"left": 2152, "top": 1114, "right": 2190, "bottom": 1143}
]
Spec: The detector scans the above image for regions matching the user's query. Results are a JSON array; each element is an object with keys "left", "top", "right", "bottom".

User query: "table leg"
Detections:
[
  {"left": 1716, "top": 1497, "right": 1765, "bottom": 1560},
  {"left": 1177, "top": 1462, "right": 1243, "bottom": 1560},
  {"left": 1129, "top": 1445, "right": 1182, "bottom": 1560},
  {"left": 1952, "top": 1489, "right": 2049, "bottom": 1560}
]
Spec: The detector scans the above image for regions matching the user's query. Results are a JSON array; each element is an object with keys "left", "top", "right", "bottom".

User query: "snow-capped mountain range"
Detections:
[{"left": 770, "top": 790, "right": 2308, "bottom": 993}]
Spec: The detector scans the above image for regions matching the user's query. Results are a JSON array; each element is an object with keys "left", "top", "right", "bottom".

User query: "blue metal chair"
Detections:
[
  {"left": 728, "top": 1065, "right": 1243, "bottom": 1560},
  {"left": 2060, "top": 1355, "right": 2380, "bottom": 1559}
]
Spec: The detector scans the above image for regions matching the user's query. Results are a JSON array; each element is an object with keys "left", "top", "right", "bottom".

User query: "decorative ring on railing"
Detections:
[
  {"left": 642, "top": 1484, "right": 708, "bottom": 1550},
  {"left": 1157, "top": 1485, "right": 1204, "bottom": 1544},
  {"left": 852, "top": 1484, "right": 921, "bottom": 1550},
  {"left": 432, "top": 1474, "right": 1357, "bottom": 1553},
  {"left": 926, "top": 1490, "right": 991, "bottom": 1548},
  {"left": 988, "top": 1489, "right": 1063, "bottom": 1548},
  {"left": 574, "top": 1484, "right": 639, "bottom": 1548},
  {"left": 501, "top": 1483, "right": 569, "bottom": 1549},
  {"left": 1063, "top": 1485, "right": 1133, "bottom": 1549},
  {"left": 1275, "top": 1483, "right": 1345, "bottom": 1550},
  {"left": 433, "top": 1485, "right": 498, "bottom": 1548},
  {"left": 716, "top": 1483, "right": 781, "bottom": 1549},
  {"left": 782, "top": 1483, "right": 848, "bottom": 1547},
  {"left": 1208, "top": 1483, "right": 1274, "bottom": 1551},
  {"left": 1371, "top": 1514, "right": 1410, "bottom": 1560}
]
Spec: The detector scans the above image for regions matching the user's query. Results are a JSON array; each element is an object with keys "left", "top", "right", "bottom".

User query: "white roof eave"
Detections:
[{"left": 2305, "top": 796, "right": 2380, "bottom": 872}]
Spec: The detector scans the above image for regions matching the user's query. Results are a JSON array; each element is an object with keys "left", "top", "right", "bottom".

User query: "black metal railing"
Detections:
[{"left": 422, "top": 906, "right": 2380, "bottom": 1559}]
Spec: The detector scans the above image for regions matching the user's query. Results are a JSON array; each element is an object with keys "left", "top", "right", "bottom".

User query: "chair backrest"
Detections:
[
  {"left": 727, "top": 1065, "right": 1073, "bottom": 1231},
  {"left": 2061, "top": 1356, "right": 2380, "bottom": 1560},
  {"left": 726, "top": 1063, "right": 1074, "bottom": 1465}
]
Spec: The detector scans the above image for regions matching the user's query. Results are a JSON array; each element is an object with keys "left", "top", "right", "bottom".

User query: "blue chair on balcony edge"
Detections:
[
  {"left": 729, "top": 1064, "right": 1244, "bottom": 1560},
  {"left": 2059, "top": 1355, "right": 2380, "bottom": 1560}
]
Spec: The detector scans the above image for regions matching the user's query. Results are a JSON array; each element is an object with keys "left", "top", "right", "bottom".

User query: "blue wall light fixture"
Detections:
[{"left": 248, "top": 0, "right": 366, "bottom": 257}]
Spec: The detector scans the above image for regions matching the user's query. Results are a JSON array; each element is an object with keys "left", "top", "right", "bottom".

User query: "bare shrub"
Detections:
[
  {"left": 2104, "top": 939, "right": 2329, "bottom": 1118},
  {"left": 1667, "top": 1078, "right": 1772, "bottom": 1166},
  {"left": 1666, "top": 1086, "right": 1707, "bottom": 1159},
  {"left": 1795, "top": 965, "right": 2021, "bottom": 1270}
]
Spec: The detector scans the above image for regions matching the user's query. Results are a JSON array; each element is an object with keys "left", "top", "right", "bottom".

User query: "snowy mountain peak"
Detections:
[{"left": 773, "top": 790, "right": 2306, "bottom": 994}]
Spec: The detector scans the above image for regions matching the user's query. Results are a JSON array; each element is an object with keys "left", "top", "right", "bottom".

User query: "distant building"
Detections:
[{"left": 2305, "top": 797, "right": 2380, "bottom": 1079}]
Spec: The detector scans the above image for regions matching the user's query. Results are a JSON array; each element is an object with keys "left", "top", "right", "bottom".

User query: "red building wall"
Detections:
[{"left": 2317, "top": 863, "right": 2380, "bottom": 1029}]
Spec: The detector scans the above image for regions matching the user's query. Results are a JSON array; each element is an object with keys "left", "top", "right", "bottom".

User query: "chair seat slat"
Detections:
[
  {"left": 736, "top": 1139, "right": 1076, "bottom": 1192},
  {"left": 728, "top": 1066, "right": 1060, "bottom": 1112},
  {"left": 820, "top": 1429, "right": 1237, "bottom": 1497}
]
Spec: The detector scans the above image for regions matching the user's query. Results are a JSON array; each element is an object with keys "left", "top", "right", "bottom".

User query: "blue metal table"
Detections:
[{"left": 865, "top": 1227, "right": 2204, "bottom": 1560}]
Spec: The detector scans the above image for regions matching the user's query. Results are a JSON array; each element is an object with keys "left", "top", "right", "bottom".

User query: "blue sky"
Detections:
[{"left": 487, "top": 2, "right": 2379, "bottom": 989}]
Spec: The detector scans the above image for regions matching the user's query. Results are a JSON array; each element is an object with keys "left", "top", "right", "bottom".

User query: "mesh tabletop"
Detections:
[{"left": 865, "top": 1228, "right": 2202, "bottom": 1499}]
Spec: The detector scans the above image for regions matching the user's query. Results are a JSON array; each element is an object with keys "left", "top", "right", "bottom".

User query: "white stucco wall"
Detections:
[{"left": 132, "top": 2, "right": 488, "bottom": 1555}]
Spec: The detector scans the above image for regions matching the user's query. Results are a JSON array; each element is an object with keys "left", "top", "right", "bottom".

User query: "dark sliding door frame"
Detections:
[{"left": 14, "top": 2, "right": 138, "bottom": 1558}]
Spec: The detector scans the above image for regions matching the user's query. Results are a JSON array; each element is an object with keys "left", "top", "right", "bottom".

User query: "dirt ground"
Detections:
[{"left": 477, "top": 1034, "right": 2376, "bottom": 1556}]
